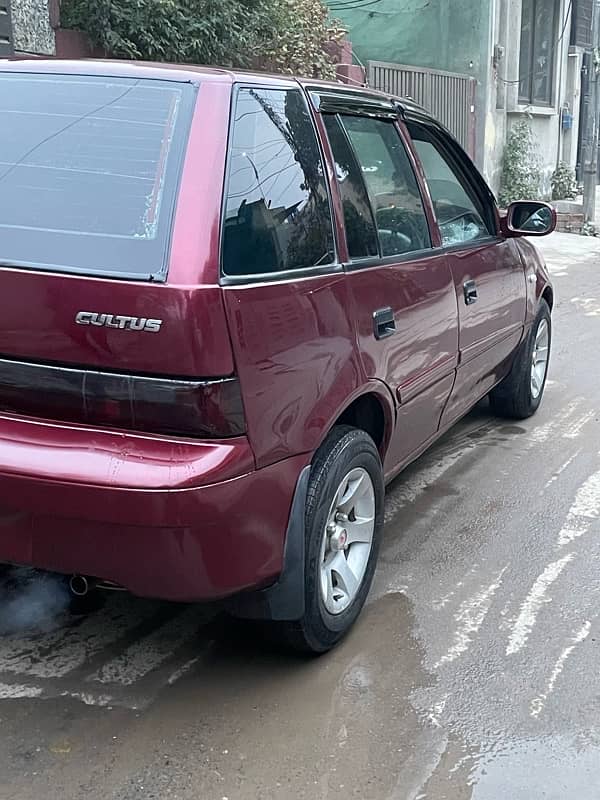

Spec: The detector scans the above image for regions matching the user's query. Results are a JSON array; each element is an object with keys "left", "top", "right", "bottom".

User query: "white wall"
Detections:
[{"left": 483, "top": 0, "right": 579, "bottom": 199}]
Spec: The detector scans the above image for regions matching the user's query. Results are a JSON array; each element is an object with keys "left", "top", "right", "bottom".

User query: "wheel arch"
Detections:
[
  {"left": 228, "top": 386, "right": 394, "bottom": 624},
  {"left": 541, "top": 284, "right": 554, "bottom": 310},
  {"left": 321, "top": 384, "right": 395, "bottom": 461}
]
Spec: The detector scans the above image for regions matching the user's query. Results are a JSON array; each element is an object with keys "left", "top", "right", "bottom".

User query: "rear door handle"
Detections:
[
  {"left": 463, "top": 280, "right": 478, "bottom": 305},
  {"left": 373, "top": 307, "right": 396, "bottom": 340}
]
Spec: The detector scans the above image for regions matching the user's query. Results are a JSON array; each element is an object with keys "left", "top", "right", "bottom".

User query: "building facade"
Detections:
[
  {"left": 487, "top": 0, "right": 587, "bottom": 195},
  {"left": 329, "top": 0, "right": 593, "bottom": 197}
]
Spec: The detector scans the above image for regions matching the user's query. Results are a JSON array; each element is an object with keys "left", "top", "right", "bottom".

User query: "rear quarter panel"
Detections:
[{"left": 223, "top": 276, "right": 380, "bottom": 468}]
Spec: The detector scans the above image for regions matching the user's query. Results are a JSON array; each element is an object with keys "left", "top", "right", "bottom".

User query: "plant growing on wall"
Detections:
[
  {"left": 550, "top": 161, "right": 578, "bottom": 201},
  {"left": 258, "top": 0, "right": 345, "bottom": 78},
  {"left": 498, "top": 119, "right": 542, "bottom": 207},
  {"left": 60, "top": 0, "right": 345, "bottom": 79}
]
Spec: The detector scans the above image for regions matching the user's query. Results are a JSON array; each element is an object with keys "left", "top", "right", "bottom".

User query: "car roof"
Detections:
[
  {"left": 0, "top": 58, "right": 428, "bottom": 116},
  {"left": 0, "top": 58, "right": 242, "bottom": 84}
]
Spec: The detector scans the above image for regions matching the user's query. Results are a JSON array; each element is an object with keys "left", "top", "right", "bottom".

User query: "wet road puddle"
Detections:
[{"left": 2, "top": 376, "right": 600, "bottom": 798}]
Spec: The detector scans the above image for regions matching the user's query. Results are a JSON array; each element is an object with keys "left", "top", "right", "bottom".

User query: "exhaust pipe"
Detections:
[
  {"left": 96, "top": 580, "right": 126, "bottom": 592},
  {"left": 69, "top": 575, "right": 94, "bottom": 597},
  {"left": 69, "top": 575, "right": 124, "bottom": 597}
]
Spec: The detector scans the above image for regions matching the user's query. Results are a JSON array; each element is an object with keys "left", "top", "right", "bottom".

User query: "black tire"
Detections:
[
  {"left": 489, "top": 299, "right": 551, "bottom": 419},
  {"left": 274, "top": 426, "right": 384, "bottom": 655}
]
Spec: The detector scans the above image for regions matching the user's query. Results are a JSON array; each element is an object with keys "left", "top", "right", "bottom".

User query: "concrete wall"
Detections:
[
  {"left": 331, "top": 0, "right": 489, "bottom": 76},
  {"left": 11, "top": 0, "right": 55, "bottom": 55},
  {"left": 561, "top": 48, "right": 584, "bottom": 169},
  {"left": 482, "top": 0, "right": 511, "bottom": 193},
  {"left": 329, "top": 0, "right": 492, "bottom": 168}
]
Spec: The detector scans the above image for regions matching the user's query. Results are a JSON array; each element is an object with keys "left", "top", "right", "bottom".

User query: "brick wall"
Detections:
[
  {"left": 326, "top": 37, "right": 366, "bottom": 86},
  {"left": 555, "top": 212, "right": 585, "bottom": 234}
]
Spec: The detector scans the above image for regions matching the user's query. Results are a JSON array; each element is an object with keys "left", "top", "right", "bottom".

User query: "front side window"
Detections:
[
  {"left": 340, "top": 115, "right": 431, "bottom": 257},
  {"left": 408, "top": 123, "right": 493, "bottom": 247},
  {"left": 222, "top": 87, "right": 335, "bottom": 277},
  {"left": 519, "top": 0, "right": 558, "bottom": 106}
]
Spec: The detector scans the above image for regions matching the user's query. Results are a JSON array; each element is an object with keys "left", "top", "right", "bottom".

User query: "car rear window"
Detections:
[{"left": 0, "top": 73, "right": 194, "bottom": 280}]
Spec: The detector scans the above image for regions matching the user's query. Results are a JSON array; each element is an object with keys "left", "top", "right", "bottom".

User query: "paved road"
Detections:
[{"left": 0, "top": 232, "right": 599, "bottom": 800}]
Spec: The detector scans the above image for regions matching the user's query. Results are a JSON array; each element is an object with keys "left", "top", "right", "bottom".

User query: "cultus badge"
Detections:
[{"left": 75, "top": 312, "right": 163, "bottom": 333}]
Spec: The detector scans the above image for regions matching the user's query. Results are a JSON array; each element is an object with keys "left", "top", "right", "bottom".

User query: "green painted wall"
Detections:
[
  {"left": 329, "top": 0, "right": 493, "bottom": 167},
  {"left": 330, "top": 0, "right": 490, "bottom": 82}
]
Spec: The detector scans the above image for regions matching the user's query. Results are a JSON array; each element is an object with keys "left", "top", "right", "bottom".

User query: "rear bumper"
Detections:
[{"left": 0, "top": 415, "right": 308, "bottom": 601}]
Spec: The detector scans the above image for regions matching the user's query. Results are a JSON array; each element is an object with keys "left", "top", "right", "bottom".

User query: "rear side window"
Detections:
[
  {"left": 222, "top": 87, "right": 335, "bottom": 277},
  {"left": 0, "top": 73, "right": 194, "bottom": 280},
  {"left": 340, "top": 116, "right": 431, "bottom": 257}
]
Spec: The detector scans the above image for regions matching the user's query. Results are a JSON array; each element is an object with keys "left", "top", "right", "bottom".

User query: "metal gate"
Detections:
[
  {"left": 368, "top": 61, "right": 477, "bottom": 158},
  {"left": 0, "top": 0, "right": 13, "bottom": 56}
]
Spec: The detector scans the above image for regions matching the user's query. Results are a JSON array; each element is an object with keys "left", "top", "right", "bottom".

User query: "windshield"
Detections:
[{"left": 0, "top": 73, "right": 194, "bottom": 280}]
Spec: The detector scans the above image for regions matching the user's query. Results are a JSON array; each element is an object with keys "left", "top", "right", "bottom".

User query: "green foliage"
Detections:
[
  {"left": 60, "top": 0, "right": 345, "bottom": 79},
  {"left": 259, "top": 0, "right": 346, "bottom": 78},
  {"left": 550, "top": 161, "right": 577, "bottom": 201},
  {"left": 499, "top": 119, "right": 542, "bottom": 207}
]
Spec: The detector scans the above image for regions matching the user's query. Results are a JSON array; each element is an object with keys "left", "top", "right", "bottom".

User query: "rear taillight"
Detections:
[{"left": 0, "top": 358, "right": 246, "bottom": 438}]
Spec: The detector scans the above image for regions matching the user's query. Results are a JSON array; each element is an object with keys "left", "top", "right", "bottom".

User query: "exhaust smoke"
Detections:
[{"left": 0, "top": 567, "right": 71, "bottom": 635}]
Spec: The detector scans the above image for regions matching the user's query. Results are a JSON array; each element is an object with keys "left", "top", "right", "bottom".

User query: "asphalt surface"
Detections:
[{"left": 0, "top": 231, "right": 599, "bottom": 800}]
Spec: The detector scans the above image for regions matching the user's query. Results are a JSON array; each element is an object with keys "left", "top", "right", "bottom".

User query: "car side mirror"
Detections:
[{"left": 501, "top": 201, "right": 557, "bottom": 238}]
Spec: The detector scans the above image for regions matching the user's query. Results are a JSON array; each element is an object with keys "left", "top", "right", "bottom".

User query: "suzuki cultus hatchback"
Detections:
[{"left": 0, "top": 61, "right": 554, "bottom": 652}]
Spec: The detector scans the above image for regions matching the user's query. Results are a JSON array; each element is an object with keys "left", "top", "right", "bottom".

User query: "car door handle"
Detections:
[
  {"left": 373, "top": 307, "right": 396, "bottom": 340},
  {"left": 463, "top": 280, "right": 478, "bottom": 306}
]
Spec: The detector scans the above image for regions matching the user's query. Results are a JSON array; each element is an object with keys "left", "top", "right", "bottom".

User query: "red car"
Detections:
[{"left": 0, "top": 60, "right": 554, "bottom": 652}]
